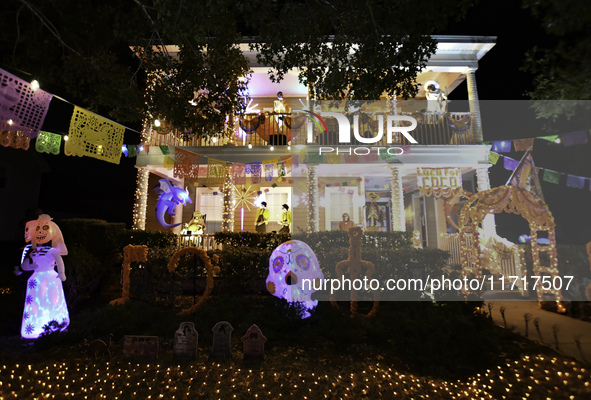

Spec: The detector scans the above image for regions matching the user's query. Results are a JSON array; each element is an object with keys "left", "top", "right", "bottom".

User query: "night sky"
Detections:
[{"left": 6, "top": 1, "right": 591, "bottom": 244}]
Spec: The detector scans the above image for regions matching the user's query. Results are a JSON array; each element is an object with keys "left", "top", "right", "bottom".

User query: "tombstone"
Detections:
[
  {"left": 210, "top": 321, "right": 233, "bottom": 360},
  {"left": 123, "top": 335, "right": 159, "bottom": 360},
  {"left": 174, "top": 322, "right": 198, "bottom": 360},
  {"left": 241, "top": 324, "right": 267, "bottom": 362}
]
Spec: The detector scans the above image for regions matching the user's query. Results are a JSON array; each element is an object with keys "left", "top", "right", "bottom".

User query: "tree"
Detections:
[
  {"left": 522, "top": 0, "right": 591, "bottom": 119},
  {"left": 1, "top": 0, "right": 474, "bottom": 136}
]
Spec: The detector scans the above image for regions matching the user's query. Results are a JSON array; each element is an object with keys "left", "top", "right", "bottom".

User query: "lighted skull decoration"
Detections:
[{"left": 266, "top": 240, "right": 324, "bottom": 318}]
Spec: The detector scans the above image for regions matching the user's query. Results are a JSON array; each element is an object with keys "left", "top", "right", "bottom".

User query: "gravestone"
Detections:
[
  {"left": 241, "top": 324, "right": 267, "bottom": 361},
  {"left": 210, "top": 321, "right": 233, "bottom": 360},
  {"left": 123, "top": 335, "right": 159, "bottom": 360},
  {"left": 174, "top": 322, "right": 198, "bottom": 360}
]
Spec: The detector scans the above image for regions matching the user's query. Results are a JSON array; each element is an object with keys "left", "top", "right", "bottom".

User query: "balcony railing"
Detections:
[{"left": 146, "top": 112, "right": 475, "bottom": 148}]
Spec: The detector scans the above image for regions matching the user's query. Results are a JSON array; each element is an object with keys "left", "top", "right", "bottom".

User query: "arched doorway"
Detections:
[{"left": 458, "top": 185, "right": 564, "bottom": 312}]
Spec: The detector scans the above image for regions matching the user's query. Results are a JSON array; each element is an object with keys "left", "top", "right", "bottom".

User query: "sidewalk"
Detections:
[{"left": 486, "top": 300, "right": 591, "bottom": 363}]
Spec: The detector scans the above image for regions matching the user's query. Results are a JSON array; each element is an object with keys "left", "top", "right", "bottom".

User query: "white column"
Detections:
[
  {"left": 465, "top": 68, "right": 483, "bottom": 143},
  {"left": 476, "top": 166, "right": 497, "bottom": 239},
  {"left": 307, "top": 165, "right": 319, "bottom": 232},
  {"left": 222, "top": 166, "right": 234, "bottom": 232},
  {"left": 132, "top": 167, "right": 150, "bottom": 230},
  {"left": 390, "top": 166, "right": 406, "bottom": 232}
]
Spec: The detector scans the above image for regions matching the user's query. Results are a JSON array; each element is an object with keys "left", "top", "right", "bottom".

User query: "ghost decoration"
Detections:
[
  {"left": 15, "top": 215, "right": 70, "bottom": 339},
  {"left": 153, "top": 179, "right": 192, "bottom": 229},
  {"left": 266, "top": 240, "right": 324, "bottom": 318}
]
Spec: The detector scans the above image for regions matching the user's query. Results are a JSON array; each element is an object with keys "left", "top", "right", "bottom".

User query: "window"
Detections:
[
  {"left": 197, "top": 190, "right": 223, "bottom": 232},
  {"left": 325, "top": 187, "right": 359, "bottom": 230},
  {"left": 264, "top": 191, "right": 290, "bottom": 222}
]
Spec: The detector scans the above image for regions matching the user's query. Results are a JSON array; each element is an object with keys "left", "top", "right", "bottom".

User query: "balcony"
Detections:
[{"left": 145, "top": 111, "right": 475, "bottom": 148}]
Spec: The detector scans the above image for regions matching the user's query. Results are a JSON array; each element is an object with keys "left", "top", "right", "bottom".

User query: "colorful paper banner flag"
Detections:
[
  {"left": 128, "top": 145, "right": 137, "bottom": 158},
  {"left": 513, "top": 138, "right": 534, "bottom": 151},
  {"left": 251, "top": 164, "right": 262, "bottom": 184},
  {"left": 160, "top": 145, "right": 169, "bottom": 155},
  {"left": 207, "top": 158, "right": 226, "bottom": 185},
  {"left": 363, "top": 152, "right": 378, "bottom": 162},
  {"left": 566, "top": 174, "right": 585, "bottom": 189},
  {"left": 265, "top": 164, "right": 274, "bottom": 181},
  {"left": 488, "top": 151, "right": 500, "bottom": 164},
  {"left": 307, "top": 152, "right": 324, "bottom": 164},
  {"left": 35, "top": 131, "right": 61, "bottom": 155},
  {"left": 542, "top": 169, "right": 561, "bottom": 184},
  {"left": 163, "top": 155, "right": 174, "bottom": 170},
  {"left": 65, "top": 106, "right": 125, "bottom": 164},
  {"left": 277, "top": 161, "right": 286, "bottom": 177},
  {"left": 503, "top": 156, "right": 519, "bottom": 171},
  {"left": 174, "top": 147, "right": 200, "bottom": 182},
  {"left": 233, "top": 163, "right": 246, "bottom": 185},
  {"left": 344, "top": 153, "right": 359, "bottom": 163},
  {"left": 538, "top": 135, "right": 559, "bottom": 142},
  {"left": 326, "top": 153, "right": 343, "bottom": 164},
  {"left": 492, "top": 141, "right": 512, "bottom": 153},
  {"left": 262, "top": 158, "right": 278, "bottom": 165},
  {"left": 561, "top": 130, "right": 589, "bottom": 147},
  {"left": 0, "top": 68, "right": 53, "bottom": 139}
]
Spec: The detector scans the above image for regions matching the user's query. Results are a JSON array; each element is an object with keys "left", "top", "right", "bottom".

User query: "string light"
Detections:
[{"left": 30, "top": 80, "right": 40, "bottom": 91}]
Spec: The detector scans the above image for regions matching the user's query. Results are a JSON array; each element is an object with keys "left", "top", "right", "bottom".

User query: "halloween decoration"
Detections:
[
  {"left": 330, "top": 227, "right": 380, "bottom": 318},
  {"left": 266, "top": 240, "right": 324, "bottom": 318},
  {"left": 15, "top": 215, "right": 69, "bottom": 339},
  {"left": 168, "top": 247, "right": 219, "bottom": 316},
  {"left": 153, "top": 179, "right": 192, "bottom": 229},
  {"left": 111, "top": 245, "right": 148, "bottom": 306}
]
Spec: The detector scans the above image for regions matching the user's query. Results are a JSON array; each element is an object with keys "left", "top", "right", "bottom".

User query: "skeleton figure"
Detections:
[
  {"left": 15, "top": 214, "right": 69, "bottom": 339},
  {"left": 266, "top": 240, "right": 324, "bottom": 318},
  {"left": 425, "top": 80, "right": 448, "bottom": 113}
]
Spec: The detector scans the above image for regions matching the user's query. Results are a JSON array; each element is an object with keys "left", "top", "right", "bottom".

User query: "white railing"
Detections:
[
  {"left": 146, "top": 111, "right": 475, "bottom": 148},
  {"left": 178, "top": 234, "right": 221, "bottom": 251}
]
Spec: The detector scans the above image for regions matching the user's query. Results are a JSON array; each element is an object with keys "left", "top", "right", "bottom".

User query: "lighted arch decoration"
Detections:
[
  {"left": 167, "top": 247, "right": 219, "bottom": 316},
  {"left": 458, "top": 185, "right": 564, "bottom": 311},
  {"left": 110, "top": 245, "right": 148, "bottom": 306}
]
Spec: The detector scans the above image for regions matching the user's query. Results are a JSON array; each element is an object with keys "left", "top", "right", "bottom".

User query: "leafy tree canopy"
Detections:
[
  {"left": 522, "top": 0, "right": 591, "bottom": 119},
  {"left": 1, "top": 0, "right": 473, "bottom": 136}
]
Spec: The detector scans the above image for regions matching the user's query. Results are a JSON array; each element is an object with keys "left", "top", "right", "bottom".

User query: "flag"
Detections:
[
  {"left": 35, "top": 131, "right": 61, "bottom": 155},
  {"left": 513, "top": 138, "right": 534, "bottom": 151},
  {"left": 503, "top": 157, "right": 519, "bottom": 171},
  {"left": 207, "top": 158, "right": 226, "bottom": 185},
  {"left": 0, "top": 68, "right": 53, "bottom": 139},
  {"left": 506, "top": 148, "right": 545, "bottom": 202},
  {"left": 566, "top": 174, "right": 585, "bottom": 189},
  {"left": 173, "top": 148, "right": 200, "bottom": 182},
  {"left": 561, "top": 130, "right": 588, "bottom": 147},
  {"left": 65, "top": 106, "right": 125, "bottom": 164},
  {"left": 233, "top": 163, "right": 246, "bottom": 185},
  {"left": 542, "top": 169, "right": 561, "bottom": 184},
  {"left": 492, "top": 140, "right": 512, "bottom": 153},
  {"left": 488, "top": 151, "right": 500, "bottom": 164}
]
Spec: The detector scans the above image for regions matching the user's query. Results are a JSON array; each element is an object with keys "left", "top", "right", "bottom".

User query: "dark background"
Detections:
[{"left": 2, "top": 0, "right": 590, "bottom": 244}]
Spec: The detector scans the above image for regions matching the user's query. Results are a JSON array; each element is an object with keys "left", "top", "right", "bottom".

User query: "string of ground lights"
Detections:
[{"left": 1, "top": 355, "right": 589, "bottom": 399}]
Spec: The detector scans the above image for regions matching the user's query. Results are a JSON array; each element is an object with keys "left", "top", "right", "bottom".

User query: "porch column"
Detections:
[
  {"left": 476, "top": 165, "right": 497, "bottom": 239},
  {"left": 307, "top": 165, "right": 319, "bottom": 232},
  {"left": 465, "top": 68, "right": 483, "bottom": 143},
  {"left": 222, "top": 166, "right": 234, "bottom": 232},
  {"left": 390, "top": 166, "right": 406, "bottom": 232},
  {"left": 132, "top": 167, "right": 150, "bottom": 230}
]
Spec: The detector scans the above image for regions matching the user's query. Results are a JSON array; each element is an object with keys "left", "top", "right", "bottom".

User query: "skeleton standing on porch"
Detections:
[{"left": 255, "top": 202, "right": 270, "bottom": 233}]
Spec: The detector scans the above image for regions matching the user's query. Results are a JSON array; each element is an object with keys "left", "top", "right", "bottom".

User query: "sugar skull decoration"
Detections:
[
  {"left": 153, "top": 179, "right": 192, "bottom": 229},
  {"left": 15, "top": 214, "right": 70, "bottom": 339},
  {"left": 266, "top": 240, "right": 324, "bottom": 318}
]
